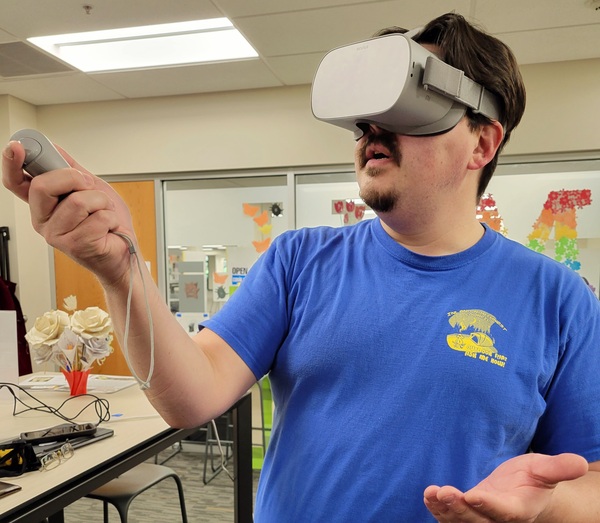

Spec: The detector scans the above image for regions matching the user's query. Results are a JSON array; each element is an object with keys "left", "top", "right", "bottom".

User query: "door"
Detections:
[{"left": 54, "top": 180, "right": 158, "bottom": 376}]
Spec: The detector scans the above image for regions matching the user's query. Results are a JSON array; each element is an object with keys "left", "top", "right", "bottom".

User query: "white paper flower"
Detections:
[
  {"left": 56, "top": 329, "right": 80, "bottom": 368},
  {"left": 26, "top": 297, "right": 114, "bottom": 372},
  {"left": 83, "top": 337, "right": 113, "bottom": 358},
  {"left": 31, "top": 344, "right": 55, "bottom": 365},
  {"left": 70, "top": 307, "right": 113, "bottom": 339},
  {"left": 63, "top": 295, "right": 78, "bottom": 312},
  {"left": 25, "top": 310, "right": 69, "bottom": 348}
]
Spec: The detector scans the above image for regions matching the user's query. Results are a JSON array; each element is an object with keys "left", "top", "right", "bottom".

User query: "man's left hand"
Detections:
[{"left": 424, "top": 452, "right": 588, "bottom": 522}]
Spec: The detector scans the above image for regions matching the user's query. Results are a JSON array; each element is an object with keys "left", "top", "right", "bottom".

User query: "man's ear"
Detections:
[{"left": 468, "top": 120, "right": 504, "bottom": 171}]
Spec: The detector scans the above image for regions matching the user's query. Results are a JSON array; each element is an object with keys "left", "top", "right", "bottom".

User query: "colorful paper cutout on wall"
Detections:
[
  {"left": 243, "top": 203, "right": 279, "bottom": 253},
  {"left": 212, "top": 272, "right": 229, "bottom": 302},
  {"left": 213, "top": 272, "right": 228, "bottom": 285},
  {"left": 526, "top": 189, "right": 592, "bottom": 271},
  {"left": 252, "top": 238, "right": 271, "bottom": 253},
  {"left": 476, "top": 193, "right": 507, "bottom": 236},
  {"left": 332, "top": 199, "right": 367, "bottom": 225},
  {"left": 253, "top": 210, "right": 269, "bottom": 227},
  {"left": 243, "top": 203, "right": 260, "bottom": 217}
]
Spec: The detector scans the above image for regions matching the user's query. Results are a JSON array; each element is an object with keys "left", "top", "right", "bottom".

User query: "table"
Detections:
[{"left": 0, "top": 373, "right": 253, "bottom": 523}]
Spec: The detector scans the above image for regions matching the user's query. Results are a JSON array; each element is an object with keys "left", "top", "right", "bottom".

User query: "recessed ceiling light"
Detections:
[{"left": 28, "top": 18, "right": 258, "bottom": 73}]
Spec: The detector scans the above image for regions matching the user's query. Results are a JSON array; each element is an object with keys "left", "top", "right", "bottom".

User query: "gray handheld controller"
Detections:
[{"left": 10, "top": 128, "right": 69, "bottom": 176}]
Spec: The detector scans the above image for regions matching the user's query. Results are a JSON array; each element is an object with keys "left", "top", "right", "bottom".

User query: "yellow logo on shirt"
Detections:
[{"left": 446, "top": 309, "right": 508, "bottom": 367}]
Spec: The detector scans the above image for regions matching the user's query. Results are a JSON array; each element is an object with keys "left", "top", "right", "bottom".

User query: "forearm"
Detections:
[
  {"left": 538, "top": 469, "right": 600, "bottom": 522},
  {"left": 101, "top": 254, "right": 252, "bottom": 427}
]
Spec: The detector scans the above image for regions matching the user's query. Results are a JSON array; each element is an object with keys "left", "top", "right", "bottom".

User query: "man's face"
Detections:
[{"left": 354, "top": 118, "right": 480, "bottom": 217}]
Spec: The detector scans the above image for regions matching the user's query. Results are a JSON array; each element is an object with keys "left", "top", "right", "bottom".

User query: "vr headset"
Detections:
[{"left": 311, "top": 31, "right": 500, "bottom": 138}]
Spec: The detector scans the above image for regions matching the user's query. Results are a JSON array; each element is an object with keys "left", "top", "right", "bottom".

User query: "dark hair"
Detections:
[{"left": 375, "top": 13, "right": 526, "bottom": 198}]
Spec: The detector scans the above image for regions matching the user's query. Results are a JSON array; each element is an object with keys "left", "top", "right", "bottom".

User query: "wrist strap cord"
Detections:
[{"left": 111, "top": 231, "right": 155, "bottom": 390}]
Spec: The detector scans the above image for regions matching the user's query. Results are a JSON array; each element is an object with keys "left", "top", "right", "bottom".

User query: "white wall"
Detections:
[
  {"left": 512, "top": 59, "right": 600, "bottom": 155},
  {"left": 34, "top": 85, "right": 355, "bottom": 176},
  {"left": 1, "top": 57, "right": 599, "bottom": 327},
  {"left": 0, "top": 96, "right": 54, "bottom": 338}
]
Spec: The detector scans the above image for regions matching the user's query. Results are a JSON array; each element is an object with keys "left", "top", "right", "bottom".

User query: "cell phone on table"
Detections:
[
  {"left": 0, "top": 481, "right": 22, "bottom": 498},
  {"left": 20, "top": 422, "right": 97, "bottom": 444}
]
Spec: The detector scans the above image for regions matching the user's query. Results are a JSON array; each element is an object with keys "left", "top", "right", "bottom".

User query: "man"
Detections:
[{"left": 3, "top": 12, "right": 600, "bottom": 523}]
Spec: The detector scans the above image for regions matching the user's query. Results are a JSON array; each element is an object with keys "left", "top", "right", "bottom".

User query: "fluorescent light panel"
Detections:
[{"left": 28, "top": 18, "right": 258, "bottom": 73}]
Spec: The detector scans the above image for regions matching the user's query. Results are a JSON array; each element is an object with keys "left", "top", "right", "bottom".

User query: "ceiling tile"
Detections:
[
  {"left": 502, "top": 25, "right": 600, "bottom": 65},
  {"left": 89, "top": 60, "right": 284, "bottom": 99},
  {"left": 215, "top": 0, "right": 382, "bottom": 18},
  {"left": 235, "top": 0, "right": 473, "bottom": 57},
  {"left": 0, "top": 73, "right": 126, "bottom": 105},
  {"left": 473, "top": 0, "right": 600, "bottom": 33},
  {"left": 0, "top": 0, "right": 225, "bottom": 38},
  {"left": 264, "top": 53, "right": 325, "bottom": 85}
]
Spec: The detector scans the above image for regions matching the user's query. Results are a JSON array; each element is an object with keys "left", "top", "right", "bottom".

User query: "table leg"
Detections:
[
  {"left": 47, "top": 509, "right": 65, "bottom": 522},
  {"left": 233, "top": 392, "right": 253, "bottom": 523}
]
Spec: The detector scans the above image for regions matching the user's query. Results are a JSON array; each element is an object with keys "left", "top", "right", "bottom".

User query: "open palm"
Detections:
[{"left": 424, "top": 453, "right": 588, "bottom": 522}]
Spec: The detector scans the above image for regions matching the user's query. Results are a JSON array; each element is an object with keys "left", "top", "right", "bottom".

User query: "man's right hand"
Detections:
[{"left": 2, "top": 139, "right": 137, "bottom": 288}]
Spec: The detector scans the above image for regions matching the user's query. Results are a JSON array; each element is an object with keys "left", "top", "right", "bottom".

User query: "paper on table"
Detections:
[
  {"left": 20, "top": 373, "right": 137, "bottom": 394},
  {"left": 0, "top": 311, "right": 18, "bottom": 402}
]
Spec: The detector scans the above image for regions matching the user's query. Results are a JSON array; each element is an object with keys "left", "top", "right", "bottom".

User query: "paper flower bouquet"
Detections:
[{"left": 25, "top": 296, "right": 114, "bottom": 394}]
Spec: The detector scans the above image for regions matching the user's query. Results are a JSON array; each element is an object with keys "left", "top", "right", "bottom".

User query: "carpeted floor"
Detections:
[{"left": 64, "top": 444, "right": 260, "bottom": 522}]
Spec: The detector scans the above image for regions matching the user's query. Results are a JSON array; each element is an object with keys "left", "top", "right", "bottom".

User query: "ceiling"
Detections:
[{"left": 0, "top": 0, "right": 599, "bottom": 106}]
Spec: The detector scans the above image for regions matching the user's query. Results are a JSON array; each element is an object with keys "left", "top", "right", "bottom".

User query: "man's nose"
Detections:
[{"left": 355, "top": 123, "right": 385, "bottom": 140}]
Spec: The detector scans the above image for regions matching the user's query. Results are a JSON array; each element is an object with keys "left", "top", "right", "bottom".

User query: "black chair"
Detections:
[{"left": 86, "top": 462, "right": 188, "bottom": 522}]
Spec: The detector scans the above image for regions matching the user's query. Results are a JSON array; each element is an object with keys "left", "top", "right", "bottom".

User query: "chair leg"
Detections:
[
  {"left": 115, "top": 502, "right": 130, "bottom": 523},
  {"left": 172, "top": 474, "right": 189, "bottom": 523}
]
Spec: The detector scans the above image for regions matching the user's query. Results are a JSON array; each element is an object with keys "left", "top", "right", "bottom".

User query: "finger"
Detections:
[
  {"left": 425, "top": 485, "right": 481, "bottom": 521},
  {"left": 61, "top": 209, "right": 123, "bottom": 257},
  {"left": 424, "top": 485, "right": 448, "bottom": 517},
  {"left": 2, "top": 141, "right": 31, "bottom": 202},
  {"left": 35, "top": 188, "right": 115, "bottom": 246},
  {"left": 527, "top": 453, "right": 589, "bottom": 484},
  {"left": 28, "top": 169, "right": 96, "bottom": 227}
]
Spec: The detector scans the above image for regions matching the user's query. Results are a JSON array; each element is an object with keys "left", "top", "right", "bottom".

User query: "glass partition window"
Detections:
[
  {"left": 295, "top": 171, "right": 375, "bottom": 229},
  {"left": 162, "top": 157, "right": 599, "bottom": 322},
  {"left": 164, "top": 176, "right": 288, "bottom": 323}
]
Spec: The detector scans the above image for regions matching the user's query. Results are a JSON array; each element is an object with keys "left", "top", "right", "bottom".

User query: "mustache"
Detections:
[{"left": 357, "top": 130, "right": 401, "bottom": 168}]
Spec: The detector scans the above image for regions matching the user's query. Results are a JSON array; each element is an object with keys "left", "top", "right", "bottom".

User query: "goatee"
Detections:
[{"left": 359, "top": 175, "right": 397, "bottom": 213}]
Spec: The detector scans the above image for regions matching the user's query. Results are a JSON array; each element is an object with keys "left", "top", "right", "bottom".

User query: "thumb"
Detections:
[{"left": 528, "top": 453, "right": 588, "bottom": 484}]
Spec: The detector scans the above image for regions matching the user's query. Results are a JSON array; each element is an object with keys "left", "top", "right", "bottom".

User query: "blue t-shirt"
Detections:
[{"left": 204, "top": 219, "right": 600, "bottom": 522}]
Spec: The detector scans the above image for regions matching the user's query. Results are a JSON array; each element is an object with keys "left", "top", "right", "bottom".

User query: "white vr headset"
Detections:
[{"left": 311, "top": 31, "right": 500, "bottom": 138}]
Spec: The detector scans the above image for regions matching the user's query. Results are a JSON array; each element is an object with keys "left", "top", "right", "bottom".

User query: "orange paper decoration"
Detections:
[
  {"left": 243, "top": 203, "right": 260, "bottom": 217},
  {"left": 213, "top": 272, "right": 228, "bottom": 284},
  {"left": 253, "top": 210, "right": 269, "bottom": 227},
  {"left": 252, "top": 238, "right": 271, "bottom": 253}
]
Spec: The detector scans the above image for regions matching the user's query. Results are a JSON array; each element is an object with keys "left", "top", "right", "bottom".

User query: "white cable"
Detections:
[{"left": 111, "top": 231, "right": 155, "bottom": 389}]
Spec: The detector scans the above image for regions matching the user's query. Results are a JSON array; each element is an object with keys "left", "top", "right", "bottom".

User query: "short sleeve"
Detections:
[{"left": 203, "top": 234, "right": 292, "bottom": 379}]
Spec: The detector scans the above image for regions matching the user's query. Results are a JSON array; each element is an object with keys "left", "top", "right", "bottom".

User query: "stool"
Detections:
[
  {"left": 202, "top": 413, "right": 234, "bottom": 485},
  {"left": 86, "top": 463, "right": 188, "bottom": 522}
]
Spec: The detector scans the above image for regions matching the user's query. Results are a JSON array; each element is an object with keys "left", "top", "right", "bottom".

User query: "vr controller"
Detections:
[
  {"left": 10, "top": 128, "right": 69, "bottom": 176},
  {"left": 311, "top": 32, "right": 500, "bottom": 138}
]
